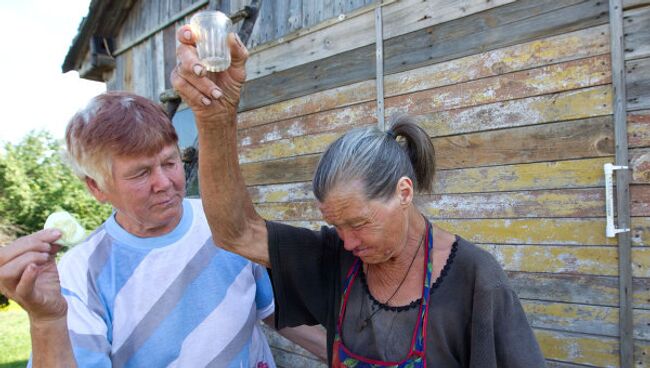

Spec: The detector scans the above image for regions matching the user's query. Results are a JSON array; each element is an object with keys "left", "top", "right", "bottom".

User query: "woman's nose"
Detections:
[
  {"left": 151, "top": 167, "right": 173, "bottom": 191},
  {"left": 341, "top": 228, "right": 361, "bottom": 251}
]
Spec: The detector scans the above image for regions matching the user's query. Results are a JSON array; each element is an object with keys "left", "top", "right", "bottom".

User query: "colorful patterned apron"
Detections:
[{"left": 332, "top": 221, "right": 433, "bottom": 367}]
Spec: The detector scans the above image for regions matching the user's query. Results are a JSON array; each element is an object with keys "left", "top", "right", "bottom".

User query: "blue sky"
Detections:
[{"left": 0, "top": 0, "right": 105, "bottom": 145}]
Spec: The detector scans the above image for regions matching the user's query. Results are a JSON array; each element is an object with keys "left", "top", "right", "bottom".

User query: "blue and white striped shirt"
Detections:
[{"left": 49, "top": 199, "right": 275, "bottom": 367}]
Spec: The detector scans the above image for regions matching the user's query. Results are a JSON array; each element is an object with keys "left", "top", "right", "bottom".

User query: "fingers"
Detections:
[
  {"left": 171, "top": 66, "right": 222, "bottom": 108},
  {"left": 15, "top": 263, "right": 38, "bottom": 300},
  {"left": 173, "top": 23, "right": 248, "bottom": 113},
  {"left": 175, "top": 43, "right": 223, "bottom": 106},
  {"left": 0, "top": 229, "right": 61, "bottom": 266},
  {"left": 228, "top": 33, "right": 249, "bottom": 69},
  {"left": 0, "top": 250, "right": 51, "bottom": 301},
  {"left": 0, "top": 251, "right": 51, "bottom": 283},
  {"left": 176, "top": 24, "right": 196, "bottom": 45}
]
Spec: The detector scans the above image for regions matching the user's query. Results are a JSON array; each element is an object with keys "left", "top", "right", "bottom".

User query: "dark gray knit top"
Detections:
[{"left": 267, "top": 220, "right": 546, "bottom": 367}]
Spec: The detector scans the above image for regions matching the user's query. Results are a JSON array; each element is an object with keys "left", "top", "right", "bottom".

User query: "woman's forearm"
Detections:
[
  {"left": 30, "top": 316, "right": 76, "bottom": 368},
  {"left": 196, "top": 111, "right": 271, "bottom": 267}
]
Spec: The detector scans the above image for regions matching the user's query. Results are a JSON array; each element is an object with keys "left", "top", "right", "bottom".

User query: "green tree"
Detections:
[{"left": 0, "top": 130, "right": 112, "bottom": 237}]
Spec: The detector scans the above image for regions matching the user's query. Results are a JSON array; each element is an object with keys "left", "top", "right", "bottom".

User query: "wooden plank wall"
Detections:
[
  {"left": 106, "top": 0, "right": 377, "bottom": 100},
  {"left": 233, "top": 0, "right": 650, "bottom": 366},
  {"left": 626, "top": 2, "right": 650, "bottom": 367},
  {"left": 99, "top": 0, "right": 650, "bottom": 366}
]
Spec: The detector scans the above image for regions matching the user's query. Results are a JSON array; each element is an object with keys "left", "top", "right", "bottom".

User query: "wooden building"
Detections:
[{"left": 63, "top": 0, "right": 650, "bottom": 366}]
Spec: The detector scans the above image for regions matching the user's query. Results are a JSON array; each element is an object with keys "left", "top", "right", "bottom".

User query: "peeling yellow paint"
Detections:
[
  {"left": 239, "top": 131, "right": 342, "bottom": 163},
  {"left": 420, "top": 85, "right": 612, "bottom": 137},
  {"left": 435, "top": 158, "right": 610, "bottom": 193},
  {"left": 437, "top": 218, "right": 621, "bottom": 245},
  {"left": 386, "top": 56, "right": 611, "bottom": 117},
  {"left": 422, "top": 189, "right": 603, "bottom": 218},
  {"left": 240, "top": 26, "right": 609, "bottom": 129},
  {"left": 535, "top": 330, "right": 618, "bottom": 366},
  {"left": 632, "top": 248, "right": 650, "bottom": 277},
  {"left": 522, "top": 301, "right": 618, "bottom": 334},
  {"left": 478, "top": 244, "right": 617, "bottom": 275}
]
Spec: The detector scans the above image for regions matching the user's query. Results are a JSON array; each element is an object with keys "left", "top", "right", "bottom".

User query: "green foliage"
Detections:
[{"left": 0, "top": 131, "right": 112, "bottom": 237}]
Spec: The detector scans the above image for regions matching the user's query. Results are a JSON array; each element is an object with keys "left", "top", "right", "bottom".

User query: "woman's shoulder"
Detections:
[{"left": 453, "top": 236, "right": 511, "bottom": 291}]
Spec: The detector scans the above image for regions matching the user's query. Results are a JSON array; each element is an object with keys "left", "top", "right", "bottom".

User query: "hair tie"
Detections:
[{"left": 385, "top": 130, "right": 396, "bottom": 140}]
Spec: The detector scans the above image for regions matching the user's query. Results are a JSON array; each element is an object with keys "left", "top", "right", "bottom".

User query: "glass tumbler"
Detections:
[{"left": 190, "top": 10, "right": 232, "bottom": 72}]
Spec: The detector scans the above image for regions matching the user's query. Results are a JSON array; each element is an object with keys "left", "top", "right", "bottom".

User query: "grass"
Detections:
[{"left": 0, "top": 301, "right": 30, "bottom": 368}]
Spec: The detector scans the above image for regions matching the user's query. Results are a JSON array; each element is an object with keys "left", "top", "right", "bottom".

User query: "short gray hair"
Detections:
[{"left": 312, "top": 115, "right": 435, "bottom": 202}]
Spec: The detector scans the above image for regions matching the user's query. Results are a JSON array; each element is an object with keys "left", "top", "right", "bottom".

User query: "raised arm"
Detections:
[
  {"left": 171, "top": 26, "right": 270, "bottom": 266},
  {"left": 0, "top": 230, "right": 76, "bottom": 368}
]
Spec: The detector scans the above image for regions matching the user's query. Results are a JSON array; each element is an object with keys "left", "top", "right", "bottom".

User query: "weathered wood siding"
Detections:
[
  {"left": 232, "top": 0, "right": 650, "bottom": 366},
  {"left": 99, "top": 0, "right": 650, "bottom": 366},
  {"left": 625, "top": 2, "right": 650, "bottom": 367}
]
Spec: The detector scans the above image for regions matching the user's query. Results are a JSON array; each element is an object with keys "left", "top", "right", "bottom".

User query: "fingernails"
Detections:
[
  {"left": 193, "top": 64, "right": 204, "bottom": 77},
  {"left": 201, "top": 97, "right": 211, "bottom": 106},
  {"left": 183, "top": 30, "right": 192, "bottom": 41},
  {"left": 211, "top": 89, "right": 222, "bottom": 99},
  {"left": 49, "top": 229, "right": 62, "bottom": 237}
]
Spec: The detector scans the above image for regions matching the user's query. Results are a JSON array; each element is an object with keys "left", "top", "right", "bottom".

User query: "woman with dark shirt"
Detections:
[{"left": 171, "top": 24, "right": 546, "bottom": 367}]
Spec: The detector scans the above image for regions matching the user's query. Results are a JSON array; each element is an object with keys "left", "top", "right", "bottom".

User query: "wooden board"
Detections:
[
  {"left": 631, "top": 148, "right": 650, "bottom": 184},
  {"left": 522, "top": 300, "right": 650, "bottom": 339},
  {"left": 624, "top": 5, "right": 650, "bottom": 61},
  {"left": 239, "top": 0, "right": 610, "bottom": 111},
  {"left": 259, "top": 217, "right": 650, "bottom": 247},
  {"left": 416, "top": 86, "right": 612, "bottom": 137},
  {"left": 435, "top": 218, "right": 650, "bottom": 246},
  {"left": 627, "top": 57, "right": 650, "bottom": 111},
  {"left": 426, "top": 186, "right": 646, "bottom": 218},
  {"left": 238, "top": 103, "right": 376, "bottom": 148},
  {"left": 239, "top": 130, "right": 345, "bottom": 164},
  {"left": 385, "top": 55, "right": 611, "bottom": 117},
  {"left": 247, "top": 158, "right": 613, "bottom": 202},
  {"left": 420, "top": 189, "right": 606, "bottom": 219},
  {"left": 238, "top": 85, "right": 608, "bottom": 157},
  {"left": 238, "top": 84, "right": 611, "bottom": 150},
  {"left": 632, "top": 185, "right": 650, "bottom": 217},
  {"left": 630, "top": 110, "right": 650, "bottom": 148},
  {"left": 624, "top": 0, "right": 650, "bottom": 9},
  {"left": 239, "top": 117, "right": 614, "bottom": 173},
  {"left": 534, "top": 329, "right": 650, "bottom": 367},
  {"left": 241, "top": 154, "right": 320, "bottom": 186},
  {"left": 435, "top": 158, "right": 612, "bottom": 194},
  {"left": 477, "top": 244, "right": 650, "bottom": 277},
  {"left": 162, "top": 24, "right": 177, "bottom": 90},
  {"left": 240, "top": 152, "right": 617, "bottom": 192},
  {"left": 253, "top": 187, "right": 650, "bottom": 219},
  {"left": 433, "top": 117, "right": 613, "bottom": 170},
  {"left": 247, "top": 0, "right": 374, "bottom": 48},
  {"left": 507, "top": 272, "right": 650, "bottom": 310},
  {"left": 238, "top": 25, "right": 610, "bottom": 128},
  {"left": 245, "top": 0, "right": 514, "bottom": 80},
  {"left": 545, "top": 361, "right": 595, "bottom": 368}
]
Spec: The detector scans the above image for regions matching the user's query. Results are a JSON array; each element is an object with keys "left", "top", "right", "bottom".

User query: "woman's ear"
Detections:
[
  {"left": 396, "top": 177, "right": 414, "bottom": 207},
  {"left": 85, "top": 177, "right": 109, "bottom": 203}
]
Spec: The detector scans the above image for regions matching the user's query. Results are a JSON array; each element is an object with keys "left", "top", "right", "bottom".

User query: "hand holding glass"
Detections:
[{"left": 190, "top": 10, "right": 232, "bottom": 72}]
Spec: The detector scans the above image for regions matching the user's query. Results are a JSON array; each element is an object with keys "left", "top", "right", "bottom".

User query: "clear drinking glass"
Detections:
[{"left": 190, "top": 10, "right": 232, "bottom": 72}]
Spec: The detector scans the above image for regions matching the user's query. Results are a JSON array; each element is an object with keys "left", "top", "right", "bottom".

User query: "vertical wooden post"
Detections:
[
  {"left": 374, "top": 1, "right": 385, "bottom": 131},
  {"left": 608, "top": 0, "right": 633, "bottom": 366}
]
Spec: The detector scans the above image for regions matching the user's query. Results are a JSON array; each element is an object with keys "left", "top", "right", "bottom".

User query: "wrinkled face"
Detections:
[
  {"left": 96, "top": 144, "right": 186, "bottom": 237},
  {"left": 319, "top": 180, "right": 408, "bottom": 264}
]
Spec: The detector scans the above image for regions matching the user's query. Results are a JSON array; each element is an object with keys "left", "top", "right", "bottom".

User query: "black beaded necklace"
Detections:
[{"left": 357, "top": 224, "right": 427, "bottom": 332}]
